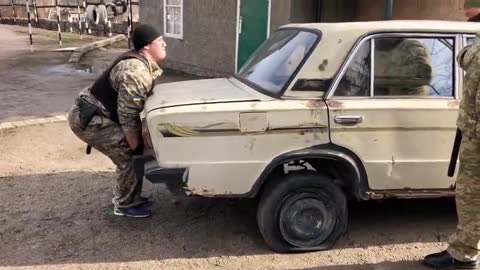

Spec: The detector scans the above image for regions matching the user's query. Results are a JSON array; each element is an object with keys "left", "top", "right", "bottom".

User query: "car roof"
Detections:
[
  {"left": 283, "top": 20, "right": 480, "bottom": 35},
  {"left": 280, "top": 20, "right": 480, "bottom": 82}
]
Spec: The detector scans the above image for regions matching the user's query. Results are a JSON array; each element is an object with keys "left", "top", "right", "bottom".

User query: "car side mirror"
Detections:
[{"left": 292, "top": 79, "right": 332, "bottom": 92}]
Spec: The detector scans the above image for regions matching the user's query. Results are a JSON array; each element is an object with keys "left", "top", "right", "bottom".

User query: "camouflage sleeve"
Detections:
[
  {"left": 110, "top": 58, "right": 154, "bottom": 132},
  {"left": 463, "top": 53, "right": 480, "bottom": 102},
  {"left": 402, "top": 42, "right": 432, "bottom": 81},
  {"left": 457, "top": 45, "right": 472, "bottom": 70}
]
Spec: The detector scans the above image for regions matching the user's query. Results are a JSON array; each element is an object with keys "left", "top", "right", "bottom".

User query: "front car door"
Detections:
[{"left": 327, "top": 33, "right": 461, "bottom": 192}]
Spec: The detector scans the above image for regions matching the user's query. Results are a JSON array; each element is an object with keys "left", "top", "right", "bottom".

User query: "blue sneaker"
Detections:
[
  {"left": 113, "top": 205, "right": 151, "bottom": 218},
  {"left": 112, "top": 196, "right": 152, "bottom": 207},
  {"left": 138, "top": 196, "right": 153, "bottom": 207}
]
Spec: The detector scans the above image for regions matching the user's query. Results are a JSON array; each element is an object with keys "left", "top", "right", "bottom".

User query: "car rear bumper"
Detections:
[{"left": 133, "top": 155, "right": 188, "bottom": 193}]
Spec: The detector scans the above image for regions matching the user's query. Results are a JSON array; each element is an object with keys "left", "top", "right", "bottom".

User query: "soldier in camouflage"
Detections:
[
  {"left": 335, "top": 37, "right": 432, "bottom": 97},
  {"left": 67, "top": 24, "right": 166, "bottom": 218},
  {"left": 423, "top": 1, "right": 480, "bottom": 268},
  {"left": 374, "top": 38, "right": 432, "bottom": 96}
]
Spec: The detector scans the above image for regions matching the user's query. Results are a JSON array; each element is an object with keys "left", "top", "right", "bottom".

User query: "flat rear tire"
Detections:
[{"left": 257, "top": 172, "right": 348, "bottom": 252}]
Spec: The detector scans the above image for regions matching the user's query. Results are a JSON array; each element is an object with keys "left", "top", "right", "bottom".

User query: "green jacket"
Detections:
[{"left": 457, "top": 33, "right": 480, "bottom": 138}]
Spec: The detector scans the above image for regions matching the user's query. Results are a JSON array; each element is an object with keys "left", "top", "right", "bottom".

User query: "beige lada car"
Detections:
[{"left": 136, "top": 20, "right": 480, "bottom": 252}]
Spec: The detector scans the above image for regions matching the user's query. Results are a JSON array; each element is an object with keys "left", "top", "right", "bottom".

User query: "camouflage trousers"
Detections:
[
  {"left": 68, "top": 104, "right": 144, "bottom": 209},
  {"left": 447, "top": 136, "right": 480, "bottom": 261}
]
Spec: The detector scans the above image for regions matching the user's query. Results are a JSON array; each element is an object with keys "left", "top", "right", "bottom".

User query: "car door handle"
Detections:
[{"left": 334, "top": 115, "right": 363, "bottom": 124}]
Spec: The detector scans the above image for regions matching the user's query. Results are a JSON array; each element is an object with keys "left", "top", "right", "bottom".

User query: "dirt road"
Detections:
[{"left": 0, "top": 122, "right": 457, "bottom": 270}]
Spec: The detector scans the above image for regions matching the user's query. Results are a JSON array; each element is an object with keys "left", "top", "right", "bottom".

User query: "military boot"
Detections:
[{"left": 423, "top": 250, "right": 478, "bottom": 269}]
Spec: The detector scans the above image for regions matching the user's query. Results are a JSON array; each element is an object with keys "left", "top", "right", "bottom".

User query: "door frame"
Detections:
[{"left": 235, "top": 0, "right": 271, "bottom": 73}]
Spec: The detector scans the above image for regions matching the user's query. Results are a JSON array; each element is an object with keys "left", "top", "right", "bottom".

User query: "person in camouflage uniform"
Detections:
[
  {"left": 374, "top": 37, "right": 432, "bottom": 96},
  {"left": 335, "top": 37, "right": 432, "bottom": 97},
  {"left": 423, "top": 1, "right": 480, "bottom": 268},
  {"left": 67, "top": 24, "right": 166, "bottom": 218}
]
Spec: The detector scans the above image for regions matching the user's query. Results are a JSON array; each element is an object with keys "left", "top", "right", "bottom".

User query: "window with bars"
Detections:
[{"left": 164, "top": 0, "right": 183, "bottom": 39}]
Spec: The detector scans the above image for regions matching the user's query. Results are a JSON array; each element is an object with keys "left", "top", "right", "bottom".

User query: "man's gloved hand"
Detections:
[
  {"left": 132, "top": 142, "right": 144, "bottom": 155},
  {"left": 124, "top": 130, "right": 144, "bottom": 155}
]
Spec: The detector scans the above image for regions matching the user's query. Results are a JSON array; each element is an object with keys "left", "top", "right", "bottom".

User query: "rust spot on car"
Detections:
[
  {"left": 367, "top": 189, "right": 455, "bottom": 199},
  {"left": 448, "top": 100, "right": 459, "bottom": 108},
  {"left": 327, "top": 100, "right": 343, "bottom": 109},
  {"left": 310, "top": 110, "right": 321, "bottom": 118},
  {"left": 306, "top": 100, "right": 323, "bottom": 109},
  {"left": 247, "top": 137, "right": 257, "bottom": 151},
  {"left": 318, "top": 59, "right": 329, "bottom": 71},
  {"left": 387, "top": 156, "right": 395, "bottom": 177}
]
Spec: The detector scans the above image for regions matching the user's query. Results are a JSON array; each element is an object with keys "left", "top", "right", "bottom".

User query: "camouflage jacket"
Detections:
[
  {"left": 109, "top": 56, "right": 163, "bottom": 132},
  {"left": 375, "top": 39, "right": 432, "bottom": 95},
  {"left": 457, "top": 33, "right": 480, "bottom": 139}
]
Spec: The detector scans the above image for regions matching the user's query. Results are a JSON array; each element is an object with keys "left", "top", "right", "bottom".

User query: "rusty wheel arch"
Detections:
[{"left": 248, "top": 143, "right": 370, "bottom": 200}]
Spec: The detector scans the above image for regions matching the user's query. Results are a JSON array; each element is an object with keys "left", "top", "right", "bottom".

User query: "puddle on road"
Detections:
[
  {"left": 6, "top": 50, "right": 111, "bottom": 76},
  {"left": 73, "top": 63, "right": 110, "bottom": 74},
  {"left": 49, "top": 64, "right": 204, "bottom": 83},
  {"left": 41, "top": 63, "right": 109, "bottom": 75}
]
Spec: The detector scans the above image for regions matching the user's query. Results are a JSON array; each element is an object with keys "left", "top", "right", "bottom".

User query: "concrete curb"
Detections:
[
  {"left": 0, "top": 114, "right": 67, "bottom": 131},
  {"left": 68, "top": 34, "right": 127, "bottom": 64}
]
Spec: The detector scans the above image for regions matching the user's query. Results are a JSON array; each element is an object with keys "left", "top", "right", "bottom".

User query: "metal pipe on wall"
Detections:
[
  {"left": 77, "top": 0, "right": 82, "bottom": 38},
  {"left": 54, "top": 0, "right": 62, "bottom": 46},
  {"left": 11, "top": 0, "right": 17, "bottom": 22},
  {"left": 384, "top": 0, "right": 393, "bottom": 20},
  {"left": 82, "top": 0, "right": 90, "bottom": 34},
  {"left": 25, "top": 0, "right": 33, "bottom": 48},
  {"left": 32, "top": 0, "right": 39, "bottom": 25}
]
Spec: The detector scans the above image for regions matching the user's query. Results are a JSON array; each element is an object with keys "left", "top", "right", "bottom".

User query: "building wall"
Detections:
[
  {"left": 270, "top": 0, "right": 290, "bottom": 33},
  {"left": 321, "top": 0, "right": 357, "bottom": 22},
  {"left": 140, "top": 0, "right": 238, "bottom": 77},
  {"left": 290, "top": 0, "right": 318, "bottom": 24},
  {"left": 356, "top": 0, "right": 468, "bottom": 21},
  {"left": 270, "top": 0, "right": 319, "bottom": 34},
  {"left": 137, "top": 0, "right": 471, "bottom": 78}
]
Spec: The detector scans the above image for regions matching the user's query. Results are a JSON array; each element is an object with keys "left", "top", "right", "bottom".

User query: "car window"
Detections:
[
  {"left": 333, "top": 36, "right": 455, "bottom": 98},
  {"left": 374, "top": 37, "right": 454, "bottom": 97},
  {"left": 334, "top": 41, "right": 371, "bottom": 97},
  {"left": 237, "top": 30, "right": 318, "bottom": 96},
  {"left": 467, "top": 37, "right": 475, "bottom": 46}
]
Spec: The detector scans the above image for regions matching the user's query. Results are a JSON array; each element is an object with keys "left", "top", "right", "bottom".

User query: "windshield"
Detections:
[{"left": 237, "top": 29, "right": 318, "bottom": 96}]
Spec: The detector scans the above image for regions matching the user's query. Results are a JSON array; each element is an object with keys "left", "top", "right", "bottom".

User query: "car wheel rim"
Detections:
[{"left": 279, "top": 192, "right": 336, "bottom": 247}]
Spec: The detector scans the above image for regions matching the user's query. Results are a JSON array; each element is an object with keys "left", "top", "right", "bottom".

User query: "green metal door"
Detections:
[{"left": 237, "top": 0, "right": 269, "bottom": 71}]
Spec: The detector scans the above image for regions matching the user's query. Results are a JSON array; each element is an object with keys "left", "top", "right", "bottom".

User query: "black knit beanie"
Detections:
[{"left": 132, "top": 24, "right": 162, "bottom": 51}]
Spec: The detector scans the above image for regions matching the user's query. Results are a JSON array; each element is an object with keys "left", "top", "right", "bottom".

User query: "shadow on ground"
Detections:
[
  {"left": 0, "top": 171, "right": 457, "bottom": 267},
  {"left": 284, "top": 261, "right": 431, "bottom": 270}
]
